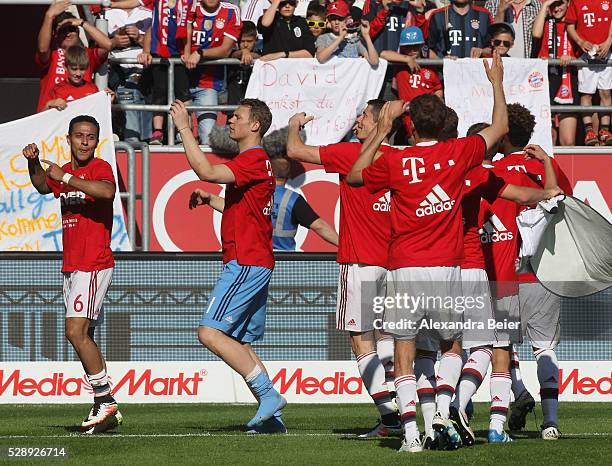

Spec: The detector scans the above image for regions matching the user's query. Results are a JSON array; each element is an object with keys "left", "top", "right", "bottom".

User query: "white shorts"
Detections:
[
  {"left": 519, "top": 282, "right": 561, "bottom": 350},
  {"left": 460, "top": 268, "right": 496, "bottom": 350},
  {"left": 385, "top": 266, "right": 462, "bottom": 341},
  {"left": 336, "top": 263, "right": 387, "bottom": 332},
  {"left": 492, "top": 294, "right": 521, "bottom": 347},
  {"left": 578, "top": 52, "right": 612, "bottom": 94},
  {"left": 63, "top": 268, "right": 113, "bottom": 326}
]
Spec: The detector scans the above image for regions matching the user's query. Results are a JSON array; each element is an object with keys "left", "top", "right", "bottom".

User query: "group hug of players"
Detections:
[
  {"left": 286, "top": 50, "right": 571, "bottom": 451},
  {"left": 24, "top": 49, "right": 569, "bottom": 448}
]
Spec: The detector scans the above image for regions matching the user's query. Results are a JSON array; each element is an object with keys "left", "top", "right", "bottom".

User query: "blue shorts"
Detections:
[{"left": 200, "top": 260, "right": 273, "bottom": 343}]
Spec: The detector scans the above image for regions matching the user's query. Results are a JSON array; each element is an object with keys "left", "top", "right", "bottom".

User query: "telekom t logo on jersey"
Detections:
[
  {"left": 402, "top": 157, "right": 425, "bottom": 184},
  {"left": 449, "top": 30, "right": 463, "bottom": 46},
  {"left": 583, "top": 13, "right": 596, "bottom": 28},
  {"left": 409, "top": 74, "right": 422, "bottom": 88}
]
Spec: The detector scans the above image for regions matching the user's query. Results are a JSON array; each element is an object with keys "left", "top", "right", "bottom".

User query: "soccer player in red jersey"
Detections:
[
  {"left": 566, "top": 0, "right": 612, "bottom": 145},
  {"left": 23, "top": 116, "right": 120, "bottom": 434},
  {"left": 44, "top": 45, "right": 99, "bottom": 111},
  {"left": 184, "top": 0, "right": 242, "bottom": 144},
  {"left": 346, "top": 51, "right": 508, "bottom": 453},
  {"left": 448, "top": 122, "right": 563, "bottom": 446},
  {"left": 489, "top": 104, "right": 572, "bottom": 441},
  {"left": 170, "top": 98, "right": 286, "bottom": 433},
  {"left": 286, "top": 102, "right": 402, "bottom": 438},
  {"left": 36, "top": 1, "right": 111, "bottom": 112}
]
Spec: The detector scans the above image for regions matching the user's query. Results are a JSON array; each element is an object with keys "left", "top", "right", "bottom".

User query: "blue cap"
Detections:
[{"left": 399, "top": 26, "right": 424, "bottom": 47}]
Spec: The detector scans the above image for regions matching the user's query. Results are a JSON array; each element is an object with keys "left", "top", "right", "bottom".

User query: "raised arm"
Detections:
[
  {"left": 260, "top": 0, "right": 281, "bottom": 28},
  {"left": 41, "top": 159, "right": 115, "bottom": 200},
  {"left": 360, "top": 21, "right": 379, "bottom": 66},
  {"left": 23, "top": 144, "right": 52, "bottom": 195},
  {"left": 169, "top": 100, "right": 235, "bottom": 184},
  {"left": 316, "top": 27, "right": 348, "bottom": 63},
  {"left": 37, "top": 0, "right": 72, "bottom": 65},
  {"left": 533, "top": 0, "right": 555, "bottom": 40},
  {"left": 523, "top": 144, "right": 560, "bottom": 191},
  {"left": 500, "top": 184, "right": 562, "bottom": 205},
  {"left": 287, "top": 113, "right": 322, "bottom": 164},
  {"left": 346, "top": 101, "right": 402, "bottom": 186},
  {"left": 478, "top": 50, "right": 509, "bottom": 152}
]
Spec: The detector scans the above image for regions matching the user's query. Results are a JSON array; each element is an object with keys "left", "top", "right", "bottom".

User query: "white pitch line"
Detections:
[{"left": 0, "top": 432, "right": 610, "bottom": 439}]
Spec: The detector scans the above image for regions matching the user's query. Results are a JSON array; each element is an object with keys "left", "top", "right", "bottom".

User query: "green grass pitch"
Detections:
[{"left": 0, "top": 403, "right": 610, "bottom": 465}]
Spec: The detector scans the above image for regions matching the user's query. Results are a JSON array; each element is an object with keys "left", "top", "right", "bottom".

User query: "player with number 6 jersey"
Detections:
[{"left": 22, "top": 115, "right": 120, "bottom": 434}]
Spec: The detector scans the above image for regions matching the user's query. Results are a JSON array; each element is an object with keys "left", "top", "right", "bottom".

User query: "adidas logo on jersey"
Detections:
[
  {"left": 416, "top": 185, "right": 455, "bottom": 217},
  {"left": 479, "top": 215, "right": 514, "bottom": 243},
  {"left": 373, "top": 191, "right": 391, "bottom": 212},
  {"left": 347, "top": 319, "right": 356, "bottom": 326},
  {"left": 492, "top": 395, "right": 502, "bottom": 402},
  {"left": 262, "top": 198, "right": 273, "bottom": 216}
]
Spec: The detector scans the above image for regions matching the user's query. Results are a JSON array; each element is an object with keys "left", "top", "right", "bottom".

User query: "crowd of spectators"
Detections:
[{"left": 35, "top": 0, "right": 612, "bottom": 147}]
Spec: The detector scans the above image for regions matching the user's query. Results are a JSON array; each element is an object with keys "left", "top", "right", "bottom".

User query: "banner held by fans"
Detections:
[
  {"left": 0, "top": 92, "right": 131, "bottom": 252},
  {"left": 444, "top": 58, "right": 553, "bottom": 155},
  {"left": 246, "top": 57, "right": 388, "bottom": 145}
]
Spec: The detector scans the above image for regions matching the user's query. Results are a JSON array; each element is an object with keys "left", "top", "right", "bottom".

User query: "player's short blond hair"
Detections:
[{"left": 65, "top": 45, "right": 89, "bottom": 69}]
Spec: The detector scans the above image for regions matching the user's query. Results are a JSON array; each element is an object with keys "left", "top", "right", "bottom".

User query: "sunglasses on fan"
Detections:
[
  {"left": 492, "top": 39, "right": 513, "bottom": 48},
  {"left": 307, "top": 20, "right": 326, "bottom": 28}
]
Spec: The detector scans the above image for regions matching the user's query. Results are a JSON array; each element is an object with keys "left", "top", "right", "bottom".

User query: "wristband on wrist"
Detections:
[
  {"left": 284, "top": 50, "right": 289, "bottom": 58},
  {"left": 79, "top": 19, "right": 85, "bottom": 27},
  {"left": 177, "top": 126, "right": 189, "bottom": 132},
  {"left": 62, "top": 173, "right": 73, "bottom": 185}
]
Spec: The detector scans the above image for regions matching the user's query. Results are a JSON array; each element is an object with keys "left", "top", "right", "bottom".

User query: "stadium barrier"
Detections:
[
  {"left": 108, "top": 57, "right": 612, "bottom": 145},
  {"left": 1, "top": 253, "right": 610, "bottom": 403}
]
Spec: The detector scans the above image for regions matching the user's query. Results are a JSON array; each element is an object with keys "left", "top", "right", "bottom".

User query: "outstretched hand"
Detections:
[
  {"left": 288, "top": 112, "right": 314, "bottom": 128},
  {"left": 484, "top": 49, "right": 504, "bottom": 87}
]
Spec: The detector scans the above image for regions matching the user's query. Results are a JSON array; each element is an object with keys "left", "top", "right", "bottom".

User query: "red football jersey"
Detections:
[
  {"left": 189, "top": 1, "right": 241, "bottom": 90},
  {"left": 142, "top": 0, "right": 192, "bottom": 57},
  {"left": 222, "top": 146, "right": 275, "bottom": 269},
  {"left": 49, "top": 81, "right": 98, "bottom": 105},
  {"left": 395, "top": 67, "right": 442, "bottom": 137},
  {"left": 461, "top": 164, "right": 508, "bottom": 270},
  {"left": 320, "top": 142, "right": 394, "bottom": 268},
  {"left": 362, "top": 136, "right": 486, "bottom": 270},
  {"left": 47, "top": 158, "right": 115, "bottom": 273},
  {"left": 36, "top": 47, "right": 105, "bottom": 112},
  {"left": 566, "top": 0, "right": 612, "bottom": 47},
  {"left": 493, "top": 152, "right": 573, "bottom": 283}
]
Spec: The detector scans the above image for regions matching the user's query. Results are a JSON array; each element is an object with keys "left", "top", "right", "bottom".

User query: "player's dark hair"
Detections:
[
  {"left": 438, "top": 106, "right": 459, "bottom": 141},
  {"left": 240, "top": 98, "right": 273, "bottom": 137},
  {"left": 270, "top": 157, "right": 291, "bottom": 179},
  {"left": 65, "top": 45, "right": 90, "bottom": 69},
  {"left": 507, "top": 103, "right": 536, "bottom": 147},
  {"left": 241, "top": 21, "right": 258, "bottom": 38},
  {"left": 69, "top": 115, "right": 100, "bottom": 138},
  {"left": 409, "top": 94, "right": 447, "bottom": 139},
  {"left": 367, "top": 99, "right": 386, "bottom": 121},
  {"left": 467, "top": 122, "right": 490, "bottom": 136}
]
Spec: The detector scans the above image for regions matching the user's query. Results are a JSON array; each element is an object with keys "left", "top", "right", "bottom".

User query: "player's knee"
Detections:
[
  {"left": 198, "top": 326, "right": 221, "bottom": 349},
  {"left": 65, "top": 322, "right": 88, "bottom": 345}
]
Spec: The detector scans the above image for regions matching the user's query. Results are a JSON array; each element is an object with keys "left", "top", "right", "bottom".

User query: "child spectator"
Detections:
[
  {"left": 183, "top": 0, "right": 241, "bottom": 145},
  {"left": 485, "top": 0, "right": 541, "bottom": 58},
  {"left": 380, "top": 26, "right": 442, "bottom": 142},
  {"left": 483, "top": 22, "right": 515, "bottom": 57},
  {"left": 307, "top": 5, "right": 327, "bottom": 40},
  {"left": 43, "top": 45, "right": 99, "bottom": 111},
  {"left": 315, "top": 1, "right": 379, "bottom": 65},
  {"left": 258, "top": 0, "right": 316, "bottom": 60},
  {"left": 36, "top": 1, "right": 112, "bottom": 112},
  {"left": 533, "top": 0, "right": 578, "bottom": 146},
  {"left": 106, "top": 3, "right": 153, "bottom": 143},
  {"left": 228, "top": 22, "right": 261, "bottom": 106},
  {"left": 566, "top": 0, "right": 612, "bottom": 146}
]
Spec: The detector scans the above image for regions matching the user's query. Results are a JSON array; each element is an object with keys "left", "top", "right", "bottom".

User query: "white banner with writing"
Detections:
[
  {"left": 246, "top": 57, "right": 388, "bottom": 145},
  {"left": 444, "top": 58, "right": 553, "bottom": 155},
  {"left": 0, "top": 92, "right": 131, "bottom": 252}
]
